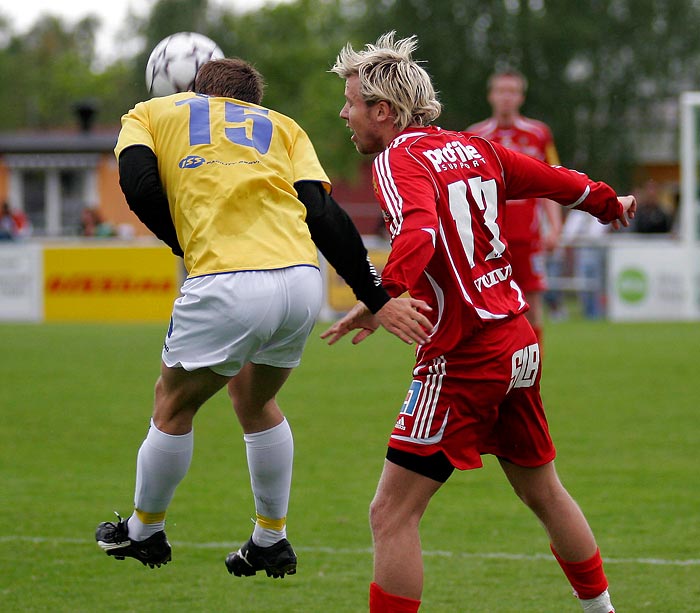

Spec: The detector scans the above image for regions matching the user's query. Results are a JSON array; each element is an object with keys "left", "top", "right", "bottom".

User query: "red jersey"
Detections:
[
  {"left": 466, "top": 116, "right": 559, "bottom": 242},
  {"left": 372, "top": 126, "right": 621, "bottom": 359}
]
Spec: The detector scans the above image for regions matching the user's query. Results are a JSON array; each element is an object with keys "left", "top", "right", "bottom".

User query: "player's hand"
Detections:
[
  {"left": 542, "top": 230, "right": 561, "bottom": 252},
  {"left": 609, "top": 195, "right": 637, "bottom": 230},
  {"left": 321, "top": 297, "right": 433, "bottom": 346},
  {"left": 375, "top": 297, "right": 433, "bottom": 345},
  {"left": 321, "top": 301, "right": 377, "bottom": 345}
]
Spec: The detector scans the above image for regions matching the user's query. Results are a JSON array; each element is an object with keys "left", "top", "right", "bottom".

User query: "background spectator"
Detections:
[
  {"left": 0, "top": 202, "right": 18, "bottom": 240},
  {"left": 80, "top": 207, "right": 116, "bottom": 237},
  {"left": 632, "top": 180, "right": 672, "bottom": 233},
  {"left": 0, "top": 201, "right": 31, "bottom": 239},
  {"left": 561, "top": 209, "right": 609, "bottom": 319}
]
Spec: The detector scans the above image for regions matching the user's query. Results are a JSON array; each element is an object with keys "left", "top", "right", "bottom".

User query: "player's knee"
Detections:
[
  {"left": 226, "top": 382, "right": 241, "bottom": 408},
  {"left": 153, "top": 376, "right": 201, "bottom": 424},
  {"left": 512, "top": 479, "right": 571, "bottom": 519},
  {"left": 369, "top": 493, "right": 423, "bottom": 540},
  {"left": 227, "top": 378, "right": 256, "bottom": 413},
  {"left": 369, "top": 495, "right": 382, "bottom": 528},
  {"left": 153, "top": 376, "right": 171, "bottom": 411},
  {"left": 369, "top": 494, "right": 395, "bottom": 537}
]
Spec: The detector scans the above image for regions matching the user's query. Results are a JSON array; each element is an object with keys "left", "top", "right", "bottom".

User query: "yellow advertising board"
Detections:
[
  {"left": 326, "top": 246, "right": 391, "bottom": 313},
  {"left": 43, "top": 244, "right": 181, "bottom": 322}
]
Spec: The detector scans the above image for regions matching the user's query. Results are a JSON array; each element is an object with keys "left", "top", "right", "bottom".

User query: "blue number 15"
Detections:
[{"left": 175, "top": 96, "right": 273, "bottom": 154}]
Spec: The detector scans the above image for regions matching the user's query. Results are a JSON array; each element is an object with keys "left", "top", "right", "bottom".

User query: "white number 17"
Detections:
[{"left": 447, "top": 177, "right": 506, "bottom": 268}]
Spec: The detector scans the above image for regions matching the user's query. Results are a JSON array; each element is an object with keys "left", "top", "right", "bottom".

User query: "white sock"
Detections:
[
  {"left": 128, "top": 419, "right": 193, "bottom": 541},
  {"left": 580, "top": 589, "right": 615, "bottom": 613},
  {"left": 244, "top": 418, "right": 293, "bottom": 547}
]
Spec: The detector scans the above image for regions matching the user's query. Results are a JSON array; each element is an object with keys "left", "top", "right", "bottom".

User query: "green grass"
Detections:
[{"left": 1, "top": 320, "right": 699, "bottom": 612}]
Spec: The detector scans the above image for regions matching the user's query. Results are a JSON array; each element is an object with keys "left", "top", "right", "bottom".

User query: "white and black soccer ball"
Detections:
[{"left": 145, "top": 32, "right": 224, "bottom": 97}]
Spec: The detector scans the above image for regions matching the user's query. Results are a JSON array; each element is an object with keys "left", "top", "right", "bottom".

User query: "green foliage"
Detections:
[
  {"left": 0, "top": 320, "right": 699, "bottom": 611},
  {"left": 143, "top": 0, "right": 211, "bottom": 43},
  {"left": 209, "top": 0, "right": 359, "bottom": 176},
  {"left": 2, "top": 0, "right": 700, "bottom": 182},
  {"left": 350, "top": 0, "right": 700, "bottom": 188},
  {"left": 0, "top": 14, "right": 144, "bottom": 129}
]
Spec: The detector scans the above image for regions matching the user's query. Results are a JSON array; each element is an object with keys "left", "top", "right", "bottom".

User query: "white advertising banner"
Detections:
[
  {"left": 0, "top": 243, "right": 43, "bottom": 321},
  {"left": 607, "top": 239, "right": 699, "bottom": 321}
]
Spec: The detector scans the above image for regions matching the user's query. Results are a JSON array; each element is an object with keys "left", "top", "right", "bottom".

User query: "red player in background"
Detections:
[{"left": 467, "top": 69, "right": 562, "bottom": 347}]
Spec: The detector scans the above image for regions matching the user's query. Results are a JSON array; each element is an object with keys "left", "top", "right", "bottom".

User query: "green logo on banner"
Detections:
[{"left": 617, "top": 268, "right": 648, "bottom": 303}]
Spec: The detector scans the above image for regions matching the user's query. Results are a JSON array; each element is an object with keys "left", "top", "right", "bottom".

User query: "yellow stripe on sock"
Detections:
[
  {"left": 256, "top": 513, "right": 286, "bottom": 531},
  {"left": 135, "top": 508, "right": 166, "bottom": 524}
]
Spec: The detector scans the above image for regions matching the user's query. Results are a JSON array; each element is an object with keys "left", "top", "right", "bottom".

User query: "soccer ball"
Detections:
[{"left": 145, "top": 32, "right": 224, "bottom": 97}]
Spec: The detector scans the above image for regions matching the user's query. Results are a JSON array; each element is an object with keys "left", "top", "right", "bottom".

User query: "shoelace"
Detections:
[{"left": 107, "top": 511, "right": 128, "bottom": 539}]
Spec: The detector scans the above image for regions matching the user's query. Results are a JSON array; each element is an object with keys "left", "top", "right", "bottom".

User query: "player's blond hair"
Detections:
[{"left": 331, "top": 31, "right": 441, "bottom": 131}]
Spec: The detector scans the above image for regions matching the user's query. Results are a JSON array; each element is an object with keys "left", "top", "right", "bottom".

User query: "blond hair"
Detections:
[{"left": 331, "top": 31, "right": 441, "bottom": 131}]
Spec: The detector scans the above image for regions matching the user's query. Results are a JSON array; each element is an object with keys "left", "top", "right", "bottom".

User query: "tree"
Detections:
[
  {"left": 348, "top": 0, "right": 700, "bottom": 188},
  {"left": 3, "top": 0, "right": 700, "bottom": 187},
  {"left": 0, "top": 14, "right": 143, "bottom": 130},
  {"left": 209, "top": 0, "right": 360, "bottom": 177}
]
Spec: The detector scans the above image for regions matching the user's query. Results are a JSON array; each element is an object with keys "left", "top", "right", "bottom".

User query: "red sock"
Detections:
[
  {"left": 551, "top": 545, "right": 609, "bottom": 600},
  {"left": 370, "top": 582, "right": 421, "bottom": 613}
]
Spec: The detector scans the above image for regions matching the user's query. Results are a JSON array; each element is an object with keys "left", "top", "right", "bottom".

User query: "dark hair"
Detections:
[{"left": 193, "top": 58, "right": 265, "bottom": 104}]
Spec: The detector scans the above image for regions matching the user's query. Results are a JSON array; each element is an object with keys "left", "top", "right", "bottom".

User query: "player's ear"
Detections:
[{"left": 375, "top": 100, "right": 394, "bottom": 123}]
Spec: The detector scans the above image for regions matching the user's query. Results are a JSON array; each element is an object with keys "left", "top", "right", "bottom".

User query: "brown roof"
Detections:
[{"left": 0, "top": 128, "right": 119, "bottom": 154}]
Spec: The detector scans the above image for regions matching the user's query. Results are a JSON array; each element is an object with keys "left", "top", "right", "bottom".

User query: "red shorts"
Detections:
[
  {"left": 388, "top": 316, "right": 556, "bottom": 470},
  {"left": 509, "top": 241, "right": 547, "bottom": 293}
]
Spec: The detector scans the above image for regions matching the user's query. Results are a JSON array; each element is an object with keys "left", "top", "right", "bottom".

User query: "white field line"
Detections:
[{"left": 1, "top": 536, "right": 699, "bottom": 566}]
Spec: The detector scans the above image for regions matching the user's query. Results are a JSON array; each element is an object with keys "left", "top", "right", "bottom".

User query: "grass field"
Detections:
[{"left": 1, "top": 318, "right": 699, "bottom": 612}]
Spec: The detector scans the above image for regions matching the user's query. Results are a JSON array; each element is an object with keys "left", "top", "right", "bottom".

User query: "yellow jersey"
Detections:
[{"left": 115, "top": 92, "right": 330, "bottom": 277}]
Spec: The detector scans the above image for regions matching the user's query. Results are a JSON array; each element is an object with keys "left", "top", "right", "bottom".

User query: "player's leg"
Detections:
[
  {"left": 499, "top": 459, "right": 614, "bottom": 612},
  {"left": 153, "top": 361, "right": 232, "bottom": 434},
  {"left": 511, "top": 241, "right": 547, "bottom": 347},
  {"left": 228, "top": 361, "right": 292, "bottom": 432},
  {"left": 229, "top": 362, "right": 294, "bottom": 542},
  {"left": 369, "top": 457, "right": 444, "bottom": 612},
  {"left": 224, "top": 363, "right": 299, "bottom": 578},
  {"left": 132, "top": 363, "right": 230, "bottom": 530},
  {"left": 225, "top": 266, "right": 322, "bottom": 578},
  {"left": 96, "top": 363, "right": 230, "bottom": 566}
]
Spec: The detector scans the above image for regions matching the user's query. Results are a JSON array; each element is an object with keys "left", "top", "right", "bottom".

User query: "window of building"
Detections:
[{"left": 6, "top": 154, "right": 99, "bottom": 236}]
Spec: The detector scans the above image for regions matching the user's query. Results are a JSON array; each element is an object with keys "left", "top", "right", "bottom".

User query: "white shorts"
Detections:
[{"left": 162, "top": 265, "right": 322, "bottom": 376}]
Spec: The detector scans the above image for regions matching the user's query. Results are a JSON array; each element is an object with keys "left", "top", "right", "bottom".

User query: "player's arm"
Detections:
[
  {"left": 372, "top": 154, "right": 439, "bottom": 298},
  {"left": 118, "top": 145, "right": 183, "bottom": 256},
  {"left": 295, "top": 180, "right": 390, "bottom": 314},
  {"left": 542, "top": 199, "right": 563, "bottom": 251},
  {"left": 484, "top": 139, "right": 633, "bottom": 226},
  {"left": 540, "top": 131, "right": 563, "bottom": 249},
  {"left": 324, "top": 160, "right": 438, "bottom": 346},
  {"left": 543, "top": 131, "right": 561, "bottom": 167},
  {"left": 296, "top": 180, "right": 432, "bottom": 345}
]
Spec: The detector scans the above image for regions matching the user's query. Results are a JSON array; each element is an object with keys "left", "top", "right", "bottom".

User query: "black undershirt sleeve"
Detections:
[
  {"left": 295, "top": 180, "right": 390, "bottom": 314},
  {"left": 118, "top": 145, "right": 183, "bottom": 256}
]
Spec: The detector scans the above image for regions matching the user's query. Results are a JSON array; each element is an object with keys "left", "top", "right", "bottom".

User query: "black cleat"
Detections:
[
  {"left": 225, "top": 537, "right": 297, "bottom": 578},
  {"left": 95, "top": 513, "right": 171, "bottom": 569}
]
